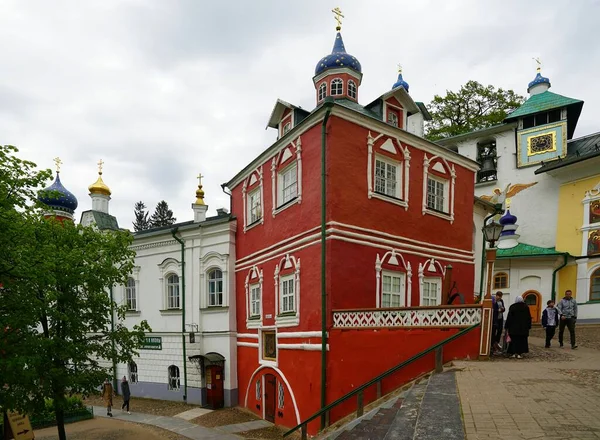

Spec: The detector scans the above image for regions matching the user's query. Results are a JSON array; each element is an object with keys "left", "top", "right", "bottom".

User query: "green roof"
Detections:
[
  {"left": 90, "top": 211, "right": 119, "bottom": 231},
  {"left": 536, "top": 131, "right": 600, "bottom": 174},
  {"left": 496, "top": 243, "right": 565, "bottom": 258},
  {"left": 504, "top": 91, "right": 582, "bottom": 120}
]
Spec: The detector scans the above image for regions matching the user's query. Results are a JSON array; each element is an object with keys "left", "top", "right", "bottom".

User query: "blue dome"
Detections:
[
  {"left": 392, "top": 73, "right": 409, "bottom": 92},
  {"left": 315, "top": 32, "right": 362, "bottom": 76},
  {"left": 499, "top": 210, "right": 517, "bottom": 226},
  {"left": 528, "top": 72, "right": 551, "bottom": 90},
  {"left": 38, "top": 173, "right": 78, "bottom": 214}
]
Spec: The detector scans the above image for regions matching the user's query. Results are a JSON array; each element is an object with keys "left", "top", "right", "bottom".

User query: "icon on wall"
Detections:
[{"left": 588, "top": 229, "right": 600, "bottom": 256}]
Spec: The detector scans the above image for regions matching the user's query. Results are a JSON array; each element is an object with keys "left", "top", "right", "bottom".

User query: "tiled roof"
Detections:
[
  {"left": 504, "top": 91, "right": 582, "bottom": 120},
  {"left": 535, "top": 131, "right": 600, "bottom": 174},
  {"left": 334, "top": 98, "right": 381, "bottom": 120},
  {"left": 496, "top": 243, "right": 565, "bottom": 258}
]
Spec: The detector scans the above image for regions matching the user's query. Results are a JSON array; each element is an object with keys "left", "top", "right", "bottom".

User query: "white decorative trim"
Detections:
[
  {"left": 271, "top": 137, "right": 303, "bottom": 218},
  {"left": 236, "top": 226, "right": 320, "bottom": 265},
  {"left": 332, "top": 306, "right": 482, "bottom": 328},
  {"left": 422, "top": 154, "right": 456, "bottom": 223},
  {"left": 158, "top": 258, "right": 181, "bottom": 310},
  {"left": 245, "top": 266, "right": 263, "bottom": 329},
  {"left": 237, "top": 333, "right": 259, "bottom": 339},
  {"left": 243, "top": 166, "right": 264, "bottom": 233},
  {"left": 237, "top": 342, "right": 259, "bottom": 348},
  {"left": 274, "top": 254, "right": 301, "bottom": 327},
  {"left": 330, "top": 77, "right": 344, "bottom": 96},
  {"left": 122, "top": 266, "right": 141, "bottom": 312},
  {"left": 130, "top": 240, "right": 178, "bottom": 251},
  {"left": 382, "top": 100, "right": 407, "bottom": 130},
  {"left": 276, "top": 331, "right": 327, "bottom": 339},
  {"left": 258, "top": 328, "right": 278, "bottom": 367},
  {"left": 199, "top": 251, "right": 229, "bottom": 308},
  {"left": 278, "top": 344, "right": 329, "bottom": 351},
  {"left": 375, "top": 250, "right": 412, "bottom": 308}
]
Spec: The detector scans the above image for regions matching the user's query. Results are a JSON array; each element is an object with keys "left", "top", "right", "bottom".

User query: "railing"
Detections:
[
  {"left": 332, "top": 304, "right": 482, "bottom": 328},
  {"left": 283, "top": 323, "right": 480, "bottom": 438}
]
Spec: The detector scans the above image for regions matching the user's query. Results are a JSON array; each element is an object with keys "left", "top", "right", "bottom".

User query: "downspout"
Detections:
[
  {"left": 320, "top": 99, "right": 334, "bottom": 429},
  {"left": 171, "top": 227, "right": 187, "bottom": 402},
  {"left": 221, "top": 184, "right": 232, "bottom": 214},
  {"left": 110, "top": 286, "right": 118, "bottom": 394},
  {"left": 551, "top": 253, "right": 568, "bottom": 302}
]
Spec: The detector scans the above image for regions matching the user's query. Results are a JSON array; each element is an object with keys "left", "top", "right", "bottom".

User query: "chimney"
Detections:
[{"left": 217, "top": 208, "right": 229, "bottom": 216}]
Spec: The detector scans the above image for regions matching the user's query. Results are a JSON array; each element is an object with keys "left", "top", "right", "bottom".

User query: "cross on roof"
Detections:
[
  {"left": 98, "top": 159, "right": 104, "bottom": 174},
  {"left": 533, "top": 57, "right": 542, "bottom": 72},
  {"left": 332, "top": 7, "right": 344, "bottom": 30},
  {"left": 53, "top": 157, "right": 62, "bottom": 173},
  {"left": 197, "top": 173, "right": 204, "bottom": 187},
  {"left": 397, "top": 63, "right": 403, "bottom": 74}
]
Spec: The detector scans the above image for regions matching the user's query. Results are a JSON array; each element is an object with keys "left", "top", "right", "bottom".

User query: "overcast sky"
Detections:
[{"left": 1, "top": 0, "right": 598, "bottom": 229}]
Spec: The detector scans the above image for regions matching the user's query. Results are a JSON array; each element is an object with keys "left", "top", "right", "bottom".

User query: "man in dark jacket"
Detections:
[
  {"left": 557, "top": 290, "right": 578, "bottom": 349},
  {"left": 121, "top": 376, "right": 131, "bottom": 414}
]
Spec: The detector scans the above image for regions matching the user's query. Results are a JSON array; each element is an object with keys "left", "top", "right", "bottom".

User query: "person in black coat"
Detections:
[
  {"left": 121, "top": 376, "right": 131, "bottom": 414},
  {"left": 504, "top": 296, "right": 532, "bottom": 359}
]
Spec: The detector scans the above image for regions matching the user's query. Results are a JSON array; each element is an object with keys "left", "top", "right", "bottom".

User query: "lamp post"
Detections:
[{"left": 479, "top": 220, "right": 504, "bottom": 359}]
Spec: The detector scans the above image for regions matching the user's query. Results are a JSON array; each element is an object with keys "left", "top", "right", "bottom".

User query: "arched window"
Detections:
[
  {"left": 331, "top": 78, "right": 343, "bottom": 96},
  {"left": 128, "top": 361, "right": 138, "bottom": 383},
  {"left": 167, "top": 274, "right": 180, "bottom": 309},
  {"left": 168, "top": 365, "right": 180, "bottom": 391},
  {"left": 318, "top": 82, "right": 327, "bottom": 101},
  {"left": 348, "top": 80, "right": 357, "bottom": 99},
  {"left": 493, "top": 272, "right": 509, "bottom": 289},
  {"left": 125, "top": 277, "right": 137, "bottom": 311},
  {"left": 591, "top": 267, "right": 600, "bottom": 301},
  {"left": 208, "top": 269, "right": 223, "bottom": 306}
]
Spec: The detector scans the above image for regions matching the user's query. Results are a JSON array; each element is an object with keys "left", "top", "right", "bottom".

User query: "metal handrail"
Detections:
[{"left": 283, "top": 322, "right": 480, "bottom": 438}]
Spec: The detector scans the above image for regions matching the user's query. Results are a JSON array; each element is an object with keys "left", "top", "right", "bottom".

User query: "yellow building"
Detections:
[{"left": 536, "top": 132, "right": 600, "bottom": 319}]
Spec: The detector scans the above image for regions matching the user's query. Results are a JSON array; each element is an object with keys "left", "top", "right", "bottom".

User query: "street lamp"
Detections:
[
  {"left": 482, "top": 220, "right": 504, "bottom": 300},
  {"left": 482, "top": 221, "right": 504, "bottom": 249}
]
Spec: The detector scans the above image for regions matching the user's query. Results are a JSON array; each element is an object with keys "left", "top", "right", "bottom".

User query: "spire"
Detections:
[
  {"left": 195, "top": 173, "right": 205, "bottom": 205},
  {"left": 88, "top": 159, "right": 112, "bottom": 197},
  {"left": 392, "top": 64, "right": 410, "bottom": 92},
  {"left": 527, "top": 57, "right": 551, "bottom": 95},
  {"left": 38, "top": 157, "right": 78, "bottom": 221},
  {"left": 192, "top": 172, "right": 208, "bottom": 223}
]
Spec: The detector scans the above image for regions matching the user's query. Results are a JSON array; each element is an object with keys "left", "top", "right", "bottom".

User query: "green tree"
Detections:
[
  {"left": 425, "top": 80, "right": 525, "bottom": 141},
  {"left": 132, "top": 200, "right": 151, "bottom": 231},
  {"left": 149, "top": 200, "right": 176, "bottom": 228}
]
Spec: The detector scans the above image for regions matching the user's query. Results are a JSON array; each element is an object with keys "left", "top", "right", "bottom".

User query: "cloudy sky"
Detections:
[{"left": 1, "top": 0, "right": 598, "bottom": 229}]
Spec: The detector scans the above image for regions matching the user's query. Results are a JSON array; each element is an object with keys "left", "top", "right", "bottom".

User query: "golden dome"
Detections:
[
  {"left": 195, "top": 172, "right": 205, "bottom": 205},
  {"left": 89, "top": 173, "right": 111, "bottom": 196}
]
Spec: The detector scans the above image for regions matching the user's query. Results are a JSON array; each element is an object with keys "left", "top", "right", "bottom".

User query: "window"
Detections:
[
  {"left": 262, "top": 331, "right": 276, "bottom": 361},
  {"left": 125, "top": 277, "right": 137, "bottom": 311},
  {"left": 167, "top": 274, "right": 180, "bottom": 309},
  {"left": 247, "top": 188, "right": 262, "bottom": 225},
  {"left": 422, "top": 278, "right": 441, "bottom": 306},
  {"left": 591, "top": 268, "right": 600, "bottom": 301},
  {"left": 331, "top": 78, "right": 343, "bottom": 96},
  {"left": 382, "top": 272, "right": 405, "bottom": 307},
  {"left": 256, "top": 379, "right": 261, "bottom": 401},
  {"left": 375, "top": 158, "right": 399, "bottom": 198},
  {"left": 282, "top": 121, "right": 291, "bottom": 135},
  {"left": 348, "top": 80, "right": 357, "bottom": 99},
  {"left": 318, "top": 83, "right": 327, "bottom": 101},
  {"left": 168, "top": 365, "right": 180, "bottom": 391},
  {"left": 522, "top": 110, "right": 562, "bottom": 129},
  {"left": 208, "top": 269, "right": 223, "bottom": 306},
  {"left": 128, "top": 362, "right": 138, "bottom": 384},
  {"left": 250, "top": 284, "right": 261, "bottom": 317},
  {"left": 476, "top": 141, "right": 497, "bottom": 183},
  {"left": 387, "top": 111, "right": 399, "bottom": 127},
  {"left": 280, "top": 275, "right": 295, "bottom": 313},
  {"left": 278, "top": 163, "right": 298, "bottom": 206},
  {"left": 278, "top": 382, "right": 285, "bottom": 409},
  {"left": 426, "top": 177, "right": 447, "bottom": 212},
  {"left": 493, "top": 272, "right": 509, "bottom": 289}
]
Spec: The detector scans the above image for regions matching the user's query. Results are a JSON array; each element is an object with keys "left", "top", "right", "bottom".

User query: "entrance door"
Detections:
[
  {"left": 264, "top": 374, "right": 276, "bottom": 423},
  {"left": 206, "top": 365, "right": 224, "bottom": 409},
  {"left": 523, "top": 291, "right": 541, "bottom": 323}
]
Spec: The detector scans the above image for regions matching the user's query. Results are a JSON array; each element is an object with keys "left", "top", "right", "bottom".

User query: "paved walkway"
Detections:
[{"left": 455, "top": 337, "right": 600, "bottom": 440}]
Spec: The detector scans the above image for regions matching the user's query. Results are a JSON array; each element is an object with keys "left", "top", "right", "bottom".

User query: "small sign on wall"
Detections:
[
  {"left": 141, "top": 336, "right": 162, "bottom": 350},
  {"left": 266, "top": 314, "right": 272, "bottom": 319}
]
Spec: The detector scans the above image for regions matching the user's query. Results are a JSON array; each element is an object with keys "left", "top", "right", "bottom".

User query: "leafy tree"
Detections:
[
  {"left": 425, "top": 80, "right": 525, "bottom": 141},
  {"left": 149, "top": 200, "right": 176, "bottom": 228},
  {"left": 132, "top": 201, "right": 151, "bottom": 231}
]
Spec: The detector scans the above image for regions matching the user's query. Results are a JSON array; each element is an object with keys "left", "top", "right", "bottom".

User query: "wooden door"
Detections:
[
  {"left": 523, "top": 291, "right": 541, "bottom": 323},
  {"left": 264, "top": 374, "right": 276, "bottom": 423},
  {"left": 206, "top": 366, "right": 224, "bottom": 409}
]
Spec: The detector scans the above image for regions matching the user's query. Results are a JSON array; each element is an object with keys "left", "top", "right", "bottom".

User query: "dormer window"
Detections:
[
  {"left": 282, "top": 122, "right": 291, "bottom": 135},
  {"left": 348, "top": 80, "right": 357, "bottom": 99},
  {"left": 331, "top": 78, "right": 343, "bottom": 96},
  {"left": 318, "top": 83, "right": 327, "bottom": 101},
  {"left": 387, "top": 111, "right": 399, "bottom": 127}
]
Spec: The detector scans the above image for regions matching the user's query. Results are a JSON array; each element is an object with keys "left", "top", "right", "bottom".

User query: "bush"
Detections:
[{"left": 35, "top": 396, "right": 86, "bottom": 419}]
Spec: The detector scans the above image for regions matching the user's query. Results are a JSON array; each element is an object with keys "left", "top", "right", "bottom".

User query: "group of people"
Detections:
[
  {"left": 101, "top": 376, "right": 132, "bottom": 417},
  {"left": 491, "top": 290, "right": 579, "bottom": 358}
]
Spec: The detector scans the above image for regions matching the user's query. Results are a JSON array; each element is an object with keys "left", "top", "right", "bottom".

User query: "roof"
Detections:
[
  {"left": 504, "top": 91, "right": 582, "bottom": 121},
  {"left": 474, "top": 196, "right": 496, "bottom": 211},
  {"left": 266, "top": 99, "right": 308, "bottom": 129},
  {"left": 435, "top": 123, "right": 515, "bottom": 147},
  {"left": 535, "top": 131, "right": 600, "bottom": 174},
  {"left": 133, "top": 214, "right": 233, "bottom": 238},
  {"left": 335, "top": 98, "right": 381, "bottom": 119},
  {"left": 80, "top": 210, "right": 120, "bottom": 231},
  {"left": 415, "top": 102, "right": 432, "bottom": 121},
  {"left": 496, "top": 243, "right": 565, "bottom": 258}
]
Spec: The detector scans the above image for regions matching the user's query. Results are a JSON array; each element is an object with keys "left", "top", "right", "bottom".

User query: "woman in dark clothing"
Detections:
[
  {"left": 505, "top": 296, "right": 532, "bottom": 358},
  {"left": 121, "top": 376, "right": 131, "bottom": 414}
]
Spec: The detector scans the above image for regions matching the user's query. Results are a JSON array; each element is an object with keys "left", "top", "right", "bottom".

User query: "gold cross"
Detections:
[
  {"left": 98, "top": 159, "right": 104, "bottom": 174},
  {"left": 332, "top": 7, "right": 344, "bottom": 30},
  {"left": 53, "top": 157, "right": 62, "bottom": 173},
  {"left": 533, "top": 57, "right": 542, "bottom": 72},
  {"left": 197, "top": 173, "right": 204, "bottom": 187},
  {"left": 397, "top": 63, "right": 403, "bottom": 74}
]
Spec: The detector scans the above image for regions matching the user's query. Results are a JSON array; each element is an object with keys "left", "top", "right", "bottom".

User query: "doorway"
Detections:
[
  {"left": 264, "top": 374, "right": 276, "bottom": 423},
  {"left": 205, "top": 365, "right": 224, "bottom": 409},
  {"left": 522, "top": 290, "right": 541, "bottom": 323}
]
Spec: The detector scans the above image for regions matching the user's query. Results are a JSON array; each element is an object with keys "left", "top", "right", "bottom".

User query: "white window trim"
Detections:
[
  {"left": 373, "top": 154, "right": 403, "bottom": 200},
  {"left": 277, "top": 162, "right": 298, "bottom": 207},
  {"left": 375, "top": 251, "right": 412, "bottom": 308},
  {"left": 245, "top": 266, "right": 263, "bottom": 329},
  {"left": 166, "top": 273, "right": 181, "bottom": 310},
  {"left": 420, "top": 277, "right": 442, "bottom": 306},
  {"left": 207, "top": 267, "right": 224, "bottom": 307},
  {"left": 587, "top": 264, "right": 600, "bottom": 302},
  {"left": 271, "top": 137, "right": 303, "bottom": 217},
  {"left": 580, "top": 182, "right": 600, "bottom": 256},
  {"left": 274, "top": 254, "right": 300, "bottom": 327},
  {"left": 279, "top": 113, "right": 294, "bottom": 138},
  {"left": 348, "top": 80, "right": 357, "bottom": 99},
  {"left": 382, "top": 100, "right": 407, "bottom": 130},
  {"left": 381, "top": 270, "right": 407, "bottom": 308},
  {"left": 426, "top": 175, "right": 449, "bottom": 213},
  {"left": 242, "top": 167, "right": 264, "bottom": 233},
  {"left": 258, "top": 327, "right": 278, "bottom": 368},
  {"left": 330, "top": 78, "right": 344, "bottom": 96},
  {"left": 123, "top": 266, "right": 140, "bottom": 312},
  {"left": 199, "top": 251, "right": 229, "bottom": 309},
  {"left": 422, "top": 154, "right": 456, "bottom": 223},
  {"left": 418, "top": 259, "right": 445, "bottom": 306},
  {"left": 367, "top": 132, "right": 410, "bottom": 210},
  {"left": 158, "top": 258, "right": 182, "bottom": 311},
  {"left": 318, "top": 82, "right": 327, "bottom": 102}
]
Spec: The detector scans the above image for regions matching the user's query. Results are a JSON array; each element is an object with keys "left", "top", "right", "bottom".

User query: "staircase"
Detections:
[{"left": 319, "top": 371, "right": 465, "bottom": 440}]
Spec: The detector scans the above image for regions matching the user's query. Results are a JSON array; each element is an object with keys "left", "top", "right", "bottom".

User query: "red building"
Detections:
[{"left": 225, "top": 21, "right": 480, "bottom": 434}]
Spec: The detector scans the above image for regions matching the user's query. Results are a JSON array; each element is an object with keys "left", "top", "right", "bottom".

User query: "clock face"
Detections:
[{"left": 529, "top": 133, "right": 554, "bottom": 154}]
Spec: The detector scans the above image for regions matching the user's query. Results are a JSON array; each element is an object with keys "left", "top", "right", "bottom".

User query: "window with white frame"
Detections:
[
  {"left": 282, "top": 121, "right": 291, "bottom": 135},
  {"left": 247, "top": 188, "right": 262, "bottom": 225},
  {"left": 208, "top": 268, "right": 223, "bottom": 306},
  {"left": 168, "top": 365, "right": 180, "bottom": 391},
  {"left": 331, "top": 78, "right": 343, "bottom": 96},
  {"left": 348, "top": 80, "right": 357, "bottom": 99},
  {"left": 255, "top": 379, "right": 261, "bottom": 401},
  {"left": 278, "top": 162, "right": 298, "bottom": 206},
  {"left": 318, "top": 82, "right": 327, "bottom": 101},
  {"left": 422, "top": 277, "right": 441, "bottom": 306},
  {"left": 426, "top": 176, "right": 448, "bottom": 212},
  {"left": 387, "top": 111, "right": 399, "bottom": 127},
  {"left": 125, "top": 277, "right": 137, "bottom": 311},
  {"left": 381, "top": 272, "right": 405, "bottom": 307},
  {"left": 375, "top": 157, "right": 400, "bottom": 198},
  {"left": 167, "top": 274, "right": 180, "bottom": 309},
  {"left": 250, "top": 284, "right": 261, "bottom": 318},
  {"left": 280, "top": 275, "right": 295, "bottom": 313},
  {"left": 128, "top": 361, "right": 138, "bottom": 383},
  {"left": 278, "top": 382, "right": 285, "bottom": 409}
]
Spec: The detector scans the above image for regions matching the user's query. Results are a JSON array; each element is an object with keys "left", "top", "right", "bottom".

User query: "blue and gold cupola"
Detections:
[
  {"left": 527, "top": 61, "right": 551, "bottom": 96},
  {"left": 391, "top": 65, "right": 410, "bottom": 92},
  {"left": 314, "top": 32, "right": 362, "bottom": 77},
  {"left": 38, "top": 157, "right": 78, "bottom": 220}
]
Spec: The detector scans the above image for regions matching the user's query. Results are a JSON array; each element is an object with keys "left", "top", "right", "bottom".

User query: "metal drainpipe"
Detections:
[
  {"left": 110, "top": 285, "right": 118, "bottom": 394},
  {"left": 551, "top": 253, "right": 569, "bottom": 302},
  {"left": 221, "top": 184, "right": 232, "bottom": 214},
  {"left": 320, "top": 99, "right": 334, "bottom": 429},
  {"left": 171, "top": 227, "right": 187, "bottom": 402}
]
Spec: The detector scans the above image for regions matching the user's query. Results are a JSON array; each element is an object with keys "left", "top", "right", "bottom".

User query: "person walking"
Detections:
[
  {"left": 102, "top": 378, "right": 114, "bottom": 417},
  {"left": 505, "top": 296, "right": 532, "bottom": 359},
  {"left": 121, "top": 376, "right": 131, "bottom": 414},
  {"left": 542, "top": 300, "right": 559, "bottom": 348},
  {"left": 493, "top": 291, "right": 505, "bottom": 352},
  {"left": 557, "top": 289, "right": 578, "bottom": 349}
]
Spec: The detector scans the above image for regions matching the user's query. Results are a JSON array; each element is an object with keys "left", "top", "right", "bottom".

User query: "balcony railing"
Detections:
[{"left": 332, "top": 304, "right": 482, "bottom": 329}]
